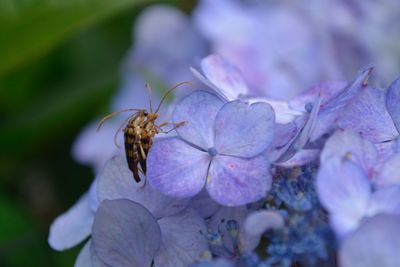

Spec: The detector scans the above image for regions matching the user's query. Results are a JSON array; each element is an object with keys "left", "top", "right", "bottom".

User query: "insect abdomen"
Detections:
[{"left": 124, "top": 125, "right": 141, "bottom": 182}]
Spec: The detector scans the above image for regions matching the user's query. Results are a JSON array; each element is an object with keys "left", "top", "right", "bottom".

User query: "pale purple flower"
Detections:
[
  {"left": 50, "top": 156, "right": 209, "bottom": 267},
  {"left": 88, "top": 199, "right": 207, "bottom": 267},
  {"left": 190, "top": 54, "right": 320, "bottom": 168},
  {"left": 147, "top": 90, "right": 275, "bottom": 206},
  {"left": 194, "top": 0, "right": 400, "bottom": 99},
  {"left": 338, "top": 86, "right": 398, "bottom": 144},
  {"left": 306, "top": 65, "right": 373, "bottom": 142},
  {"left": 194, "top": 0, "right": 330, "bottom": 100},
  {"left": 191, "top": 54, "right": 250, "bottom": 101},
  {"left": 193, "top": 54, "right": 304, "bottom": 126},
  {"left": 265, "top": 66, "right": 373, "bottom": 168},
  {"left": 88, "top": 157, "right": 208, "bottom": 266},
  {"left": 339, "top": 214, "right": 400, "bottom": 267},
  {"left": 316, "top": 130, "right": 400, "bottom": 238},
  {"left": 386, "top": 77, "right": 400, "bottom": 134},
  {"left": 327, "top": 75, "right": 400, "bottom": 168},
  {"left": 376, "top": 154, "right": 400, "bottom": 187},
  {"left": 320, "top": 129, "right": 378, "bottom": 178}
]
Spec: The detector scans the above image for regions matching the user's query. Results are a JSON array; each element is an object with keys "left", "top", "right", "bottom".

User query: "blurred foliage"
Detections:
[
  {"left": 0, "top": 0, "right": 149, "bottom": 76},
  {"left": 0, "top": 0, "right": 193, "bottom": 266}
]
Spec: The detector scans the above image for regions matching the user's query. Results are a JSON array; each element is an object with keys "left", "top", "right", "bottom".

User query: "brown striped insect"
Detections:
[{"left": 97, "top": 82, "right": 189, "bottom": 182}]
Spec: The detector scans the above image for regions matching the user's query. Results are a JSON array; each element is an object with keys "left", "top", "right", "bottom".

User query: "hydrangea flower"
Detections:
[
  {"left": 339, "top": 214, "right": 400, "bottom": 267},
  {"left": 48, "top": 2, "right": 400, "bottom": 266},
  {"left": 194, "top": 0, "right": 400, "bottom": 99},
  {"left": 147, "top": 90, "right": 275, "bottom": 206},
  {"left": 316, "top": 130, "right": 400, "bottom": 238},
  {"left": 82, "top": 199, "right": 207, "bottom": 267},
  {"left": 50, "top": 156, "right": 209, "bottom": 267}
]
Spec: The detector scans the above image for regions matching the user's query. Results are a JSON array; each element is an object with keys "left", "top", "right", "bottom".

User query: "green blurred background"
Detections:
[{"left": 0, "top": 0, "right": 193, "bottom": 266}]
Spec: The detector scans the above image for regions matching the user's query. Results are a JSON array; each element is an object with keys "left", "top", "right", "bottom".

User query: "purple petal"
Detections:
[
  {"left": 321, "top": 65, "right": 372, "bottom": 111},
  {"left": 92, "top": 199, "right": 161, "bottom": 267},
  {"left": 154, "top": 209, "right": 208, "bottom": 267},
  {"left": 88, "top": 179, "right": 100, "bottom": 212},
  {"left": 75, "top": 241, "right": 111, "bottom": 267},
  {"left": 249, "top": 98, "right": 303, "bottom": 124},
  {"left": 339, "top": 214, "right": 400, "bottom": 267},
  {"left": 367, "top": 186, "right": 400, "bottom": 217},
  {"left": 243, "top": 210, "right": 284, "bottom": 251},
  {"left": 134, "top": 5, "right": 206, "bottom": 60},
  {"left": 321, "top": 130, "right": 378, "bottom": 177},
  {"left": 173, "top": 91, "right": 225, "bottom": 149},
  {"left": 244, "top": 210, "right": 284, "bottom": 236},
  {"left": 374, "top": 141, "right": 398, "bottom": 172},
  {"left": 208, "top": 206, "right": 250, "bottom": 254},
  {"left": 289, "top": 81, "right": 347, "bottom": 112},
  {"left": 338, "top": 87, "right": 398, "bottom": 143},
  {"left": 214, "top": 101, "right": 275, "bottom": 158},
  {"left": 376, "top": 154, "right": 400, "bottom": 187},
  {"left": 192, "top": 259, "right": 234, "bottom": 267},
  {"left": 295, "top": 93, "right": 322, "bottom": 148},
  {"left": 386, "top": 77, "right": 400, "bottom": 133},
  {"left": 268, "top": 121, "right": 299, "bottom": 162},
  {"left": 74, "top": 241, "right": 92, "bottom": 267},
  {"left": 200, "top": 54, "right": 249, "bottom": 101},
  {"left": 275, "top": 149, "right": 320, "bottom": 167},
  {"left": 90, "top": 240, "right": 112, "bottom": 267},
  {"left": 316, "top": 157, "right": 371, "bottom": 236},
  {"left": 207, "top": 155, "right": 271, "bottom": 206},
  {"left": 147, "top": 137, "right": 210, "bottom": 198},
  {"left": 188, "top": 190, "right": 221, "bottom": 219},
  {"left": 277, "top": 96, "right": 321, "bottom": 163},
  {"left": 310, "top": 66, "right": 373, "bottom": 141},
  {"left": 330, "top": 214, "right": 363, "bottom": 240},
  {"left": 97, "top": 155, "right": 189, "bottom": 218},
  {"left": 191, "top": 67, "right": 223, "bottom": 97},
  {"left": 48, "top": 193, "right": 94, "bottom": 251}
]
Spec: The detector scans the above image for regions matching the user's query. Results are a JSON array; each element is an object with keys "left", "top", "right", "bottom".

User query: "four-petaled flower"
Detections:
[{"left": 147, "top": 90, "right": 275, "bottom": 206}]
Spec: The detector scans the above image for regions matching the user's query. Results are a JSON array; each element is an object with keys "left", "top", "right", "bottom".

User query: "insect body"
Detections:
[
  {"left": 123, "top": 110, "right": 159, "bottom": 182},
  {"left": 97, "top": 82, "right": 188, "bottom": 182}
]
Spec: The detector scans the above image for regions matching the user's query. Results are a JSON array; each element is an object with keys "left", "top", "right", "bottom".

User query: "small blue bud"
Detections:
[
  {"left": 305, "top": 102, "right": 313, "bottom": 113},
  {"left": 226, "top": 219, "right": 240, "bottom": 238},
  {"left": 201, "top": 229, "right": 223, "bottom": 246}
]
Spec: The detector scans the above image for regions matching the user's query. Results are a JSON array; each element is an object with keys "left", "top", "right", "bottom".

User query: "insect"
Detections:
[{"left": 97, "top": 82, "right": 189, "bottom": 182}]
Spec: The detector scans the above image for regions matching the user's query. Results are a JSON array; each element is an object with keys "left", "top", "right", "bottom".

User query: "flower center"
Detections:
[{"left": 207, "top": 147, "right": 219, "bottom": 157}]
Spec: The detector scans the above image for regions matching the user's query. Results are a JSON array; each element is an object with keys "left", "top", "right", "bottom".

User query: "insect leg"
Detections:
[
  {"left": 131, "top": 147, "right": 141, "bottom": 182},
  {"left": 139, "top": 142, "right": 146, "bottom": 160},
  {"left": 157, "top": 121, "right": 187, "bottom": 133}
]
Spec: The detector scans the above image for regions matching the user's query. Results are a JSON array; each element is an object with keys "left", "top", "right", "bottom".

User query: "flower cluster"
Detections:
[{"left": 49, "top": 2, "right": 400, "bottom": 267}]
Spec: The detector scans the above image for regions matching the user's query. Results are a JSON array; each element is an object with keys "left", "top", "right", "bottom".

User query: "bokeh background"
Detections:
[{"left": 0, "top": 1, "right": 193, "bottom": 266}]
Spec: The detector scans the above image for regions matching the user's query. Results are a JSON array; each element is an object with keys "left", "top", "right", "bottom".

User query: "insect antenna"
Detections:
[
  {"left": 145, "top": 83, "right": 153, "bottom": 113},
  {"left": 154, "top": 81, "right": 192, "bottom": 114},
  {"left": 97, "top": 108, "right": 141, "bottom": 131}
]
